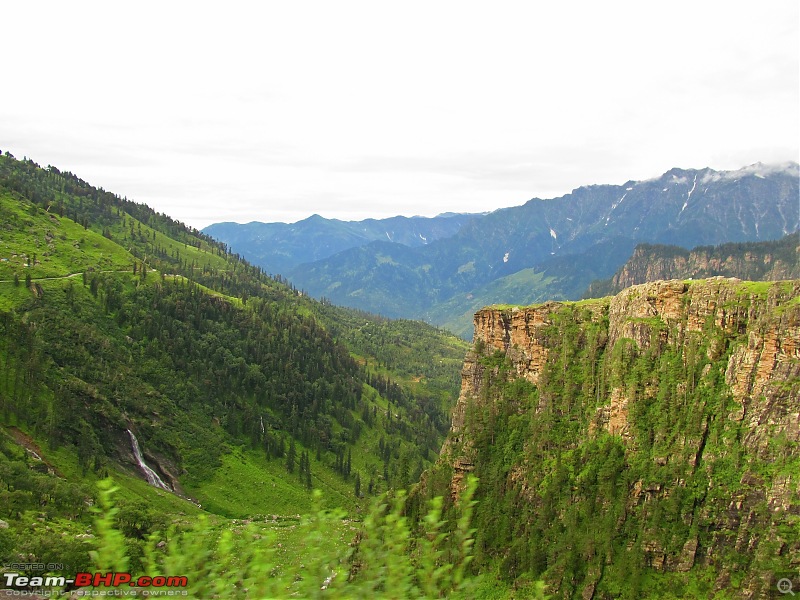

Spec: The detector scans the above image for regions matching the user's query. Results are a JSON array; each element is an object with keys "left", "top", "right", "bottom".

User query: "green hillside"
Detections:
[{"left": 0, "top": 152, "right": 469, "bottom": 589}]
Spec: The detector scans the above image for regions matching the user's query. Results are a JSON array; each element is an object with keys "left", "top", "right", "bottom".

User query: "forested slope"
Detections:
[{"left": 0, "top": 152, "right": 467, "bottom": 577}]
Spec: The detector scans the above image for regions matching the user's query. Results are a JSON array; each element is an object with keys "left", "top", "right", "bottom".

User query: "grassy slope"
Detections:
[
  {"left": 0, "top": 156, "right": 476, "bottom": 596},
  {"left": 0, "top": 194, "right": 366, "bottom": 586},
  {"left": 0, "top": 195, "right": 131, "bottom": 280},
  {"left": 0, "top": 181, "right": 467, "bottom": 541},
  {"left": 0, "top": 192, "right": 363, "bottom": 515}
]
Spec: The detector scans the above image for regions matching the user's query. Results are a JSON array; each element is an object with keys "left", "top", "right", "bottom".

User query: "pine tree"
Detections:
[
  {"left": 298, "top": 450, "right": 312, "bottom": 488},
  {"left": 286, "top": 438, "right": 296, "bottom": 474}
]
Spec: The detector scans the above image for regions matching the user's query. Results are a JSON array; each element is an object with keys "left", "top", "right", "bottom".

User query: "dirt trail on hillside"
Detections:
[{"left": 3, "top": 426, "right": 62, "bottom": 477}]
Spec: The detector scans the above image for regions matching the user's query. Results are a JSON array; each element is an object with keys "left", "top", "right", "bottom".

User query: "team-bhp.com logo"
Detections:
[{"left": 3, "top": 572, "right": 188, "bottom": 595}]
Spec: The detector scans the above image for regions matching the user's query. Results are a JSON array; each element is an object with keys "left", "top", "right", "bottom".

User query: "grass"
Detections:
[
  {"left": 0, "top": 284, "right": 31, "bottom": 310},
  {"left": 2, "top": 415, "right": 362, "bottom": 578},
  {"left": 164, "top": 274, "right": 244, "bottom": 307},
  {"left": 0, "top": 193, "right": 133, "bottom": 281},
  {"left": 0, "top": 192, "right": 440, "bottom": 525},
  {"left": 626, "top": 316, "right": 666, "bottom": 328},
  {"left": 108, "top": 216, "right": 231, "bottom": 274},
  {"left": 3, "top": 422, "right": 358, "bottom": 579},
  {"left": 184, "top": 445, "right": 357, "bottom": 519},
  {"left": 736, "top": 280, "right": 773, "bottom": 296},
  {"left": 0, "top": 185, "right": 475, "bottom": 592},
  {"left": 3, "top": 422, "right": 205, "bottom": 523},
  {"left": 0, "top": 189, "right": 261, "bottom": 299},
  {"left": 488, "top": 295, "right": 608, "bottom": 311},
  {"left": 242, "top": 511, "right": 357, "bottom": 579}
]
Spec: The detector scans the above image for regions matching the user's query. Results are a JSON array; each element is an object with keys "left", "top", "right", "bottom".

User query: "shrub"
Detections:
[{"left": 83, "top": 477, "right": 537, "bottom": 599}]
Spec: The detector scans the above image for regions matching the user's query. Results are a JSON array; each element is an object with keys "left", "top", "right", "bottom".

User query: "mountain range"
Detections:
[
  {"left": 1, "top": 150, "right": 798, "bottom": 598},
  {"left": 205, "top": 162, "right": 799, "bottom": 337},
  {"left": 204, "top": 212, "right": 479, "bottom": 275}
]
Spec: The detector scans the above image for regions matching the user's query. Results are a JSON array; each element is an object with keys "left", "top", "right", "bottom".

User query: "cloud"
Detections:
[
  {"left": 2, "top": 1, "right": 797, "bottom": 229},
  {"left": 701, "top": 162, "right": 800, "bottom": 184}
]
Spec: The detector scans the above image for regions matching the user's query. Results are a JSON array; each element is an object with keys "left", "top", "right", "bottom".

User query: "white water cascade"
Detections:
[{"left": 127, "top": 429, "right": 171, "bottom": 491}]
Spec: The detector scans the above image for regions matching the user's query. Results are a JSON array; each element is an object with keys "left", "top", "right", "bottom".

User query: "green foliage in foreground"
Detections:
[{"left": 81, "top": 477, "right": 545, "bottom": 600}]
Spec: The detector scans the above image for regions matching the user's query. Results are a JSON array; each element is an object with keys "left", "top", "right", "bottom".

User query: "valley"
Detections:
[
  {"left": 0, "top": 151, "right": 797, "bottom": 598},
  {"left": 206, "top": 163, "right": 799, "bottom": 337},
  {"left": 0, "top": 153, "right": 476, "bottom": 597}
]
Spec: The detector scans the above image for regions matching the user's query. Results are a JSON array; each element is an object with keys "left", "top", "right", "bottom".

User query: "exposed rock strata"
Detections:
[
  {"left": 592, "top": 233, "right": 800, "bottom": 296},
  {"left": 438, "top": 278, "right": 800, "bottom": 598}
]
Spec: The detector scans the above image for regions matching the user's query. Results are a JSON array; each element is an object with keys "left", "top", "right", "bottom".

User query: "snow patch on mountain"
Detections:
[{"left": 680, "top": 175, "right": 698, "bottom": 215}]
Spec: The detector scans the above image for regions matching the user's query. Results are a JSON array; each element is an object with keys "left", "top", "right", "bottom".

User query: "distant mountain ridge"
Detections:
[
  {"left": 205, "top": 163, "right": 799, "bottom": 336},
  {"left": 203, "top": 212, "right": 479, "bottom": 275}
]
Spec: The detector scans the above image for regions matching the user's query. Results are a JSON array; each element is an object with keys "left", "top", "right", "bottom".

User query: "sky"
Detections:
[{"left": 3, "top": 1, "right": 798, "bottom": 230}]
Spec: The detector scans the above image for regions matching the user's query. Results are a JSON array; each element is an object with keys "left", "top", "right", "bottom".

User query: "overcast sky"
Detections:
[{"left": 3, "top": 1, "right": 798, "bottom": 229}]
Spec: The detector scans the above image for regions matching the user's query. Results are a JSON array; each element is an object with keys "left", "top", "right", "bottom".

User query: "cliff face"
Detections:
[
  {"left": 433, "top": 278, "right": 800, "bottom": 599},
  {"left": 589, "top": 233, "right": 800, "bottom": 297}
]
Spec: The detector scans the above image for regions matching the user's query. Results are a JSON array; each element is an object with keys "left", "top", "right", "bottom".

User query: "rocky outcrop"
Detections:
[
  {"left": 588, "top": 233, "right": 799, "bottom": 297},
  {"left": 435, "top": 278, "right": 800, "bottom": 598},
  {"left": 443, "top": 299, "right": 606, "bottom": 496}
]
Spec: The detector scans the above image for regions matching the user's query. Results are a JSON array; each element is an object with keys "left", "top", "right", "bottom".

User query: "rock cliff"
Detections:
[
  {"left": 587, "top": 233, "right": 799, "bottom": 297},
  {"left": 432, "top": 278, "right": 800, "bottom": 599}
]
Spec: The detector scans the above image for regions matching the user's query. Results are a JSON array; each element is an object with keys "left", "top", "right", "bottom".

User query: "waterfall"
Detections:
[{"left": 127, "top": 429, "right": 171, "bottom": 491}]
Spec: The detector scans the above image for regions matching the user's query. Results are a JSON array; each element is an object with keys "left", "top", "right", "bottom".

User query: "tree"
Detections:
[
  {"left": 298, "top": 450, "right": 312, "bottom": 489},
  {"left": 286, "top": 438, "right": 296, "bottom": 474}
]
